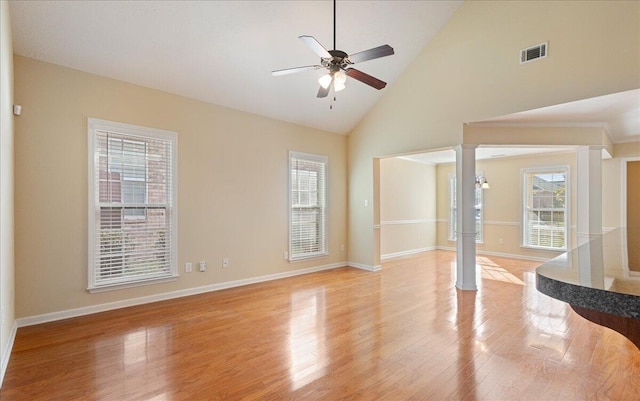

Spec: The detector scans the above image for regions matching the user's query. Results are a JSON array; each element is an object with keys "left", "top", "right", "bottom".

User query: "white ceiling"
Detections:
[
  {"left": 9, "top": 1, "right": 639, "bottom": 142},
  {"left": 401, "top": 89, "right": 640, "bottom": 165},
  {"left": 9, "top": 0, "right": 463, "bottom": 135},
  {"left": 398, "top": 146, "right": 577, "bottom": 165},
  {"left": 471, "top": 89, "right": 640, "bottom": 144}
]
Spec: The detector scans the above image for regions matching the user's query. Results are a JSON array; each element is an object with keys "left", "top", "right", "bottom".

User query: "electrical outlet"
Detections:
[
  {"left": 222, "top": 258, "right": 229, "bottom": 268},
  {"left": 199, "top": 261, "right": 207, "bottom": 272},
  {"left": 340, "top": 244, "right": 344, "bottom": 252},
  {"left": 185, "top": 262, "right": 192, "bottom": 273},
  {"left": 284, "top": 251, "right": 289, "bottom": 260}
]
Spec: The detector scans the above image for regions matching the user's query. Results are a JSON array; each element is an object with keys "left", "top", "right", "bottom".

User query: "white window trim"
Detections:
[
  {"left": 448, "top": 173, "right": 484, "bottom": 243},
  {"left": 288, "top": 151, "right": 329, "bottom": 262},
  {"left": 476, "top": 174, "right": 484, "bottom": 244},
  {"left": 521, "top": 165, "right": 569, "bottom": 251},
  {"left": 449, "top": 174, "right": 456, "bottom": 242},
  {"left": 87, "top": 118, "right": 178, "bottom": 292}
]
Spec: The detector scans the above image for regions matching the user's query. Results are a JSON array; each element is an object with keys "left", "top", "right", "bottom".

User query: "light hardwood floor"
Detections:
[{"left": 2, "top": 250, "right": 639, "bottom": 400}]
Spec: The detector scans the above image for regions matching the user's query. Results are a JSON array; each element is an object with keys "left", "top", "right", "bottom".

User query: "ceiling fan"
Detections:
[{"left": 272, "top": 0, "right": 394, "bottom": 98}]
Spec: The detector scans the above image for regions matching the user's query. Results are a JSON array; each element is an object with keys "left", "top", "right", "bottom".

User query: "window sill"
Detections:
[
  {"left": 88, "top": 275, "right": 179, "bottom": 293},
  {"left": 288, "top": 253, "right": 329, "bottom": 263},
  {"left": 520, "top": 245, "right": 566, "bottom": 253}
]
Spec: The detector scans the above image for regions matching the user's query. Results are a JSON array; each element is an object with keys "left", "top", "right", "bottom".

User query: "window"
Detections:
[
  {"left": 449, "top": 174, "right": 483, "bottom": 242},
  {"left": 88, "top": 119, "right": 177, "bottom": 291},
  {"left": 289, "top": 152, "right": 327, "bottom": 261},
  {"left": 108, "top": 138, "right": 147, "bottom": 220},
  {"left": 522, "top": 167, "right": 568, "bottom": 250}
]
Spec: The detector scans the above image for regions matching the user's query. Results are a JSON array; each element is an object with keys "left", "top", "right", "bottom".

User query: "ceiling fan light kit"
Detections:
[
  {"left": 272, "top": 0, "right": 394, "bottom": 101},
  {"left": 319, "top": 69, "right": 346, "bottom": 91}
]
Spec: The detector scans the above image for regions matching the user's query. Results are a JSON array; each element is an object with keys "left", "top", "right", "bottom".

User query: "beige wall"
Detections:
[
  {"left": 602, "top": 156, "right": 623, "bottom": 230},
  {"left": 436, "top": 152, "right": 578, "bottom": 260},
  {"left": 432, "top": 147, "right": 640, "bottom": 260},
  {"left": 0, "top": 0, "right": 16, "bottom": 383},
  {"left": 13, "top": 56, "right": 347, "bottom": 319},
  {"left": 615, "top": 142, "right": 640, "bottom": 158},
  {"left": 379, "top": 158, "right": 436, "bottom": 258},
  {"left": 347, "top": 1, "right": 640, "bottom": 267}
]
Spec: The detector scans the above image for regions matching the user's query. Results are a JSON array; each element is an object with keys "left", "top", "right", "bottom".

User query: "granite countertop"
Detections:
[{"left": 536, "top": 228, "right": 640, "bottom": 319}]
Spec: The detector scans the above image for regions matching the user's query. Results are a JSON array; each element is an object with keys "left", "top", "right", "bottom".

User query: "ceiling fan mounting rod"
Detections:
[{"left": 333, "top": 0, "right": 336, "bottom": 51}]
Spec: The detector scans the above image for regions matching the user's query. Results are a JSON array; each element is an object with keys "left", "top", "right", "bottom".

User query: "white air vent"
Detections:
[{"left": 520, "top": 42, "right": 548, "bottom": 64}]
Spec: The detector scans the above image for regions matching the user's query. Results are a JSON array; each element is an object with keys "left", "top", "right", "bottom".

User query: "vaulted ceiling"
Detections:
[
  {"left": 9, "top": 0, "right": 463, "bottom": 134},
  {"left": 9, "top": 1, "right": 639, "bottom": 143}
]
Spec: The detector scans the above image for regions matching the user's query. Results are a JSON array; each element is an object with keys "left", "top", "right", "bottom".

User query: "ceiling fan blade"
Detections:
[
  {"left": 348, "top": 45, "right": 394, "bottom": 64},
  {"left": 346, "top": 68, "right": 387, "bottom": 90},
  {"left": 299, "top": 35, "right": 332, "bottom": 59},
  {"left": 272, "top": 65, "right": 322, "bottom": 76}
]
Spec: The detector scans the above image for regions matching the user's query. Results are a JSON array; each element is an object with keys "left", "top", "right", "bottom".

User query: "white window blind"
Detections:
[
  {"left": 522, "top": 168, "right": 568, "bottom": 250},
  {"left": 289, "top": 152, "right": 328, "bottom": 261},
  {"left": 449, "top": 175, "right": 483, "bottom": 242},
  {"left": 88, "top": 119, "right": 177, "bottom": 291}
]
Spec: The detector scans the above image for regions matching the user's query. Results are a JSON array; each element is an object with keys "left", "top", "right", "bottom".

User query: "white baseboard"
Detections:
[
  {"left": 475, "top": 249, "right": 550, "bottom": 262},
  {"left": 348, "top": 261, "right": 381, "bottom": 272},
  {"left": 380, "top": 219, "right": 437, "bottom": 225},
  {"left": 436, "top": 246, "right": 550, "bottom": 262},
  {"left": 381, "top": 246, "right": 436, "bottom": 261},
  {"left": 438, "top": 246, "right": 456, "bottom": 252},
  {"left": 17, "top": 261, "right": 347, "bottom": 328},
  {"left": 0, "top": 320, "right": 17, "bottom": 388}
]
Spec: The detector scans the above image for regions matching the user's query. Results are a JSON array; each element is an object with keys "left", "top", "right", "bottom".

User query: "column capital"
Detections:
[
  {"left": 578, "top": 145, "right": 606, "bottom": 151},
  {"left": 455, "top": 144, "right": 478, "bottom": 151}
]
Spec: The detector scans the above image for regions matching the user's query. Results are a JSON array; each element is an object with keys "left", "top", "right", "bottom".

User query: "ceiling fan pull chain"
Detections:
[{"left": 330, "top": 95, "right": 336, "bottom": 110}]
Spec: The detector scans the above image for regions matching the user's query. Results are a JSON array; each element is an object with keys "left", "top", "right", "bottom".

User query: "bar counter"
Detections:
[{"left": 536, "top": 228, "right": 640, "bottom": 348}]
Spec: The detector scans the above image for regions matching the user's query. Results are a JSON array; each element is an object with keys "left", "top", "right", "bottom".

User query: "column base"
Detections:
[{"left": 455, "top": 282, "right": 478, "bottom": 291}]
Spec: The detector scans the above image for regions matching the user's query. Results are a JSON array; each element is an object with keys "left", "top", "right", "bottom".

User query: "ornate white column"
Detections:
[
  {"left": 576, "top": 146, "right": 604, "bottom": 246},
  {"left": 455, "top": 144, "right": 478, "bottom": 291}
]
